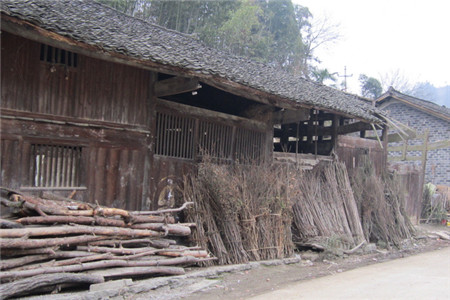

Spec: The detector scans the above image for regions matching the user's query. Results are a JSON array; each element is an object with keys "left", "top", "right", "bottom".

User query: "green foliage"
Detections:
[
  {"left": 218, "top": 1, "right": 271, "bottom": 60},
  {"left": 260, "top": 0, "right": 303, "bottom": 69},
  {"left": 311, "top": 67, "right": 337, "bottom": 84},
  {"left": 98, "top": 0, "right": 333, "bottom": 77},
  {"left": 359, "top": 74, "right": 382, "bottom": 99}
]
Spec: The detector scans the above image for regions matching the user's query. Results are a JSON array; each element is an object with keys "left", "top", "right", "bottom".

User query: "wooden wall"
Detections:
[
  {"left": 1, "top": 32, "right": 151, "bottom": 126},
  {"left": 1, "top": 32, "right": 153, "bottom": 210},
  {"left": 335, "top": 135, "right": 387, "bottom": 176}
]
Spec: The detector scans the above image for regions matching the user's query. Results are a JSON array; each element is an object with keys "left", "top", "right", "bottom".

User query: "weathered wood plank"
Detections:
[
  {"left": 155, "top": 98, "right": 267, "bottom": 131},
  {"left": 155, "top": 76, "right": 201, "bottom": 97},
  {"left": 0, "top": 118, "right": 148, "bottom": 148}
]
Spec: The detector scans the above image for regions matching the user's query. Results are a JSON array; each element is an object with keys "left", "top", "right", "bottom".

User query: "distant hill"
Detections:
[
  {"left": 435, "top": 86, "right": 450, "bottom": 107},
  {"left": 408, "top": 83, "right": 450, "bottom": 108}
]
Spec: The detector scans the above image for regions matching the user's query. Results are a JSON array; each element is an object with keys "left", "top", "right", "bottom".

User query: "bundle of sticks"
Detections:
[{"left": 0, "top": 188, "right": 213, "bottom": 299}]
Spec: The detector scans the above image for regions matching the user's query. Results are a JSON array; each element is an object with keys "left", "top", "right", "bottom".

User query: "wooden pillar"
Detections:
[
  {"left": 419, "top": 129, "right": 430, "bottom": 203},
  {"left": 381, "top": 125, "right": 389, "bottom": 170},
  {"left": 280, "top": 124, "right": 290, "bottom": 152},
  {"left": 142, "top": 71, "right": 157, "bottom": 211},
  {"left": 359, "top": 130, "right": 366, "bottom": 138},
  {"left": 332, "top": 114, "right": 339, "bottom": 150}
]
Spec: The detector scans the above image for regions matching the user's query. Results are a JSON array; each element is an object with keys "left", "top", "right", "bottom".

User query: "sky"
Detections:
[{"left": 293, "top": 0, "right": 450, "bottom": 94}]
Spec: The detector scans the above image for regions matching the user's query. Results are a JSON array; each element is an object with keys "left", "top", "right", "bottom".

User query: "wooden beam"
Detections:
[
  {"left": 155, "top": 98, "right": 268, "bottom": 131},
  {"left": 332, "top": 114, "right": 339, "bottom": 149},
  {"left": 388, "top": 156, "right": 422, "bottom": 162},
  {"left": 155, "top": 77, "right": 201, "bottom": 97},
  {"left": 272, "top": 108, "right": 310, "bottom": 124},
  {"left": 303, "top": 121, "right": 374, "bottom": 136},
  {"left": 0, "top": 109, "right": 149, "bottom": 133},
  {"left": 0, "top": 118, "right": 148, "bottom": 148},
  {"left": 241, "top": 104, "right": 274, "bottom": 123},
  {"left": 388, "top": 139, "right": 450, "bottom": 152}
]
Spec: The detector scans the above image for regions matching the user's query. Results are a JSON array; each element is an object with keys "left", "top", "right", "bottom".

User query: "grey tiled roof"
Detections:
[
  {"left": 377, "top": 88, "right": 450, "bottom": 121},
  {"left": 1, "top": 0, "right": 385, "bottom": 123}
]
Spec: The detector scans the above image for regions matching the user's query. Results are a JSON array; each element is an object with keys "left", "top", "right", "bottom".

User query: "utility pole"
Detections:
[{"left": 338, "top": 66, "right": 353, "bottom": 92}]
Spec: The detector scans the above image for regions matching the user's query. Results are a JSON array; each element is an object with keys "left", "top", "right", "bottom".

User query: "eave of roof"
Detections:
[
  {"left": 0, "top": 0, "right": 385, "bottom": 124},
  {"left": 376, "top": 88, "right": 450, "bottom": 122}
]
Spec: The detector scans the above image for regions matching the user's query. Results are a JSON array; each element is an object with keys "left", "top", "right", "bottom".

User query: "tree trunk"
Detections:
[
  {"left": 0, "top": 225, "right": 162, "bottom": 238},
  {"left": 0, "top": 235, "right": 108, "bottom": 249},
  {"left": 89, "top": 266, "right": 185, "bottom": 278},
  {"left": 0, "top": 218, "right": 23, "bottom": 228},
  {"left": 0, "top": 273, "right": 104, "bottom": 300},
  {"left": 16, "top": 215, "right": 126, "bottom": 227},
  {"left": 0, "top": 255, "right": 50, "bottom": 271},
  {"left": 131, "top": 223, "right": 191, "bottom": 236},
  {"left": 0, "top": 259, "right": 192, "bottom": 280}
]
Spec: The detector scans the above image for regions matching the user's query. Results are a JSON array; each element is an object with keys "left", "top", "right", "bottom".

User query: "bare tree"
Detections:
[
  {"left": 379, "top": 69, "right": 413, "bottom": 93},
  {"left": 297, "top": 11, "right": 342, "bottom": 78}
]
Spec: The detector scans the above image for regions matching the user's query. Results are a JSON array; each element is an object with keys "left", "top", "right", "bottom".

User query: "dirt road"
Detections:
[{"left": 249, "top": 247, "right": 450, "bottom": 300}]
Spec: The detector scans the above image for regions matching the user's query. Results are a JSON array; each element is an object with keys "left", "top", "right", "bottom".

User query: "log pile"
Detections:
[{"left": 0, "top": 189, "right": 213, "bottom": 299}]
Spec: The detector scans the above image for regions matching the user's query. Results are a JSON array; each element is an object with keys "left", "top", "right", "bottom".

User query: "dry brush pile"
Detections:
[
  {"left": 185, "top": 158, "right": 415, "bottom": 260},
  {"left": 350, "top": 159, "right": 415, "bottom": 248},
  {"left": 290, "top": 161, "right": 366, "bottom": 250},
  {"left": 184, "top": 161, "right": 294, "bottom": 265},
  {"left": 0, "top": 189, "right": 213, "bottom": 299}
]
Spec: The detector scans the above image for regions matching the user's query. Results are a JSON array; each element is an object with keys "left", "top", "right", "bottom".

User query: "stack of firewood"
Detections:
[{"left": 0, "top": 189, "right": 212, "bottom": 299}]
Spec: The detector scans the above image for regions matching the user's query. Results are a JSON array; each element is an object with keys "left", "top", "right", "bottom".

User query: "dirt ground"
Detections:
[
  {"left": 176, "top": 224, "right": 450, "bottom": 300},
  {"left": 249, "top": 247, "right": 450, "bottom": 299}
]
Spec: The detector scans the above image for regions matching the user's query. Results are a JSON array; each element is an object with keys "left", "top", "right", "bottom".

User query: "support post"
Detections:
[{"left": 419, "top": 129, "right": 429, "bottom": 205}]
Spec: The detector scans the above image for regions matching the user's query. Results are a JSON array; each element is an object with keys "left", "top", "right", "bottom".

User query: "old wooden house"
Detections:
[
  {"left": 1, "top": 0, "right": 387, "bottom": 211},
  {"left": 376, "top": 87, "right": 450, "bottom": 186}
]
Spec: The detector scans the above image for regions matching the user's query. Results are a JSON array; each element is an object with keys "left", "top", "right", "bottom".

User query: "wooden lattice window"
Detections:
[
  {"left": 30, "top": 144, "right": 82, "bottom": 187},
  {"left": 198, "top": 120, "right": 233, "bottom": 159},
  {"left": 155, "top": 112, "right": 196, "bottom": 159},
  {"left": 235, "top": 128, "right": 265, "bottom": 163},
  {"left": 40, "top": 44, "right": 78, "bottom": 68}
]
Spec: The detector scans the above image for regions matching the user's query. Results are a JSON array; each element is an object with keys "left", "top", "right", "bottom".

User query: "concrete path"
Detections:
[{"left": 249, "top": 247, "right": 450, "bottom": 300}]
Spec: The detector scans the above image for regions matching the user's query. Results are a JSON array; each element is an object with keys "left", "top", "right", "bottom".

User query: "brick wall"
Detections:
[{"left": 382, "top": 102, "right": 450, "bottom": 185}]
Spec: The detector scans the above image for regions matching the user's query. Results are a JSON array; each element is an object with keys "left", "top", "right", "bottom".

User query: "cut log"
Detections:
[
  {"left": 0, "top": 225, "right": 162, "bottom": 238},
  {"left": 94, "top": 207, "right": 130, "bottom": 218},
  {"left": 6, "top": 194, "right": 130, "bottom": 218},
  {"left": 343, "top": 241, "right": 366, "bottom": 254},
  {"left": 0, "top": 235, "right": 108, "bottom": 249},
  {"left": 0, "top": 259, "right": 193, "bottom": 280},
  {"left": 88, "top": 266, "right": 185, "bottom": 278},
  {"left": 11, "top": 253, "right": 113, "bottom": 271},
  {"left": 132, "top": 202, "right": 193, "bottom": 215},
  {"left": 12, "top": 194, "right": 92, "bottom": 214},
  {"left": 0, "top": 247, "right": 58, "bottom": 257},
  {"left": 129, "top": 214, "right": 175, "bottom": 224},
  {"left": 0, "top": 218, "right": 23, "bottom": 229},
  {"left": 131, "top": 223, "right": 191, "bottom": 236},
  {"left": 0, "top": 255, "right": 50, "bottom": 271},
  {"left": 17, "top": 215, "right": 126, "bottom": 227},
  {"left": 88, "top": 238, "right": 173, "bottom": 249},
  {"left": 0, "top": 273, "right": 104, "bottom": 300},
  {"left": 433, "top": 231, "right": 450, "bottom": 240},
  {"left": 156, "top": 250, "right": 209, "bottom": 258},
  {"left": 77, "top": 245, "right": 157, "bottom": 255},
  {"left": 294, "top": 242, "right": 325, "bottom": 251}
]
